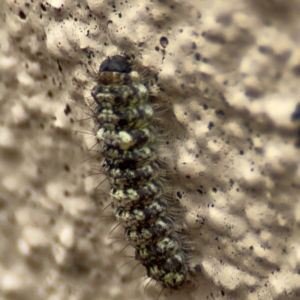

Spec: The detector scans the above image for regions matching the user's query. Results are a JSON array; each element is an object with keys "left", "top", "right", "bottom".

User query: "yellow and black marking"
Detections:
[
  {"left": 91, "top": 84, "right": 149, "bottom": 109},
  {"left": 91, "top": 54, "right": 192, "bottom": 290},
  {"left": 106, "top": 162, "right": 161, "bottom": 188},
  {"left": 96, "top": 104, "right": 154, "bottom": 130},
  {"left": 110, "top": 180, "right": 163, "bottom": 206},
  {"left": 97, "top": 126, "right": 156, "bottom": 150},
  {"left": 102, "top": 145, "right": 158, "bottom": 169},
  {"left": 136, "top": 235, "right": 181, "bottom": 263},
  {"left": 125, "top": 217, "right": 175, "bottom": 245},
  {"left": 116, "top": 198, "right": 168, "bottom": 226}
]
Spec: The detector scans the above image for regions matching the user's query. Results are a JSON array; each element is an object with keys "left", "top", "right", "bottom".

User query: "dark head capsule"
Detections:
[{"left": 99, "top": 55, "right": 132, "bottom": 73}]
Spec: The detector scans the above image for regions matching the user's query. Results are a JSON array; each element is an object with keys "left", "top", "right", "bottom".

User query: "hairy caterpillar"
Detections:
[{"left": 90, "top": 54, "right": 194, "bottom": 290}]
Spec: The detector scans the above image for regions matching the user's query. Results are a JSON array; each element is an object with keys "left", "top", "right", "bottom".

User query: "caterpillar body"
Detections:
[{"left": 91, "top": 54, "right": 193, "bottom": 290}]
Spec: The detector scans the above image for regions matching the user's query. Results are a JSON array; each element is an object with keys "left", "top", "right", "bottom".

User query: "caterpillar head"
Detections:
[{"left": 99, "top": 55, "right": 132, "bottom": 73}]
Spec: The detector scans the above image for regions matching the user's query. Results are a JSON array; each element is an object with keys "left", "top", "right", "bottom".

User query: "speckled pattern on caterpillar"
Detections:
[{"left": 91, "top": 54, "right": 194, "bottom": 290}]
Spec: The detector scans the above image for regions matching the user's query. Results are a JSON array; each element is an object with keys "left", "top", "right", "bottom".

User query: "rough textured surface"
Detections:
[{"left": 0, "top": 0, "right": 300, "bottom": 300}]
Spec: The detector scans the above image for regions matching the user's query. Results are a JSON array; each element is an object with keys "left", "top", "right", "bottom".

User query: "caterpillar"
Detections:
[{"left": 90, "top": 54, "right": 194, "bottom": 290}]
